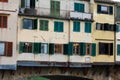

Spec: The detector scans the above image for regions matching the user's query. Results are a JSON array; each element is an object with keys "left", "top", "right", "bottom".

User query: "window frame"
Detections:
[
  {"left": 73, "top": 43, "right": 80, "bottom": 55},
  {"left": 40, "top": 20, "right": 49, "bottom": 31},
  {"left": 54, "top": 44, "right": 63, "bottom": 54},
  {"left": 41, "top": 43, "right": 48, "bottom": 54},
  {"left": 0, "top": 15, "right": 8, "bottom": 28},
  {"left": 54, "top": 21, "right": 64, "bottom": 32},
  {"left": 0, "top": 42, "right": 5, "bottom": 56},
  {"left": 86, "top": 43, "right": 92, "bottom": 55},
  {"left": 23, "top": 42, "right": 33, "bottom": 53}
]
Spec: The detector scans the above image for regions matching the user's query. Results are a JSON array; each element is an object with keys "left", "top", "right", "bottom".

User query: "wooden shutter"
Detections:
[
  {"left": 2, "top": 0, "right": 8, "bottom": 2},
  {"left": 74, "top": 3, "right": 79, "bottom": 12},
  {"left": 109, "top": 6, "right": 113, "bottom": 15},
  {"left": 97, "top": 5, "right": 101, "bottom": 13},
  {"left": 19, "top": 42, "right": 24, "bottom": 53},
  {"left": 21, "top": 0, "right": 25, "bottom": 8},
  {"left": 45, "top": 20, "right": 48, "bottom": 31},
  {"left": 33, "top": 43, "right": 41, "bottom": 54},
  {"left": 49, "top": 43, "right": 54, "bottom": 55},
  {"left": 73, "top": 21, "right": 80, "bottom": 32},
  {"left": 3, "top": 16, "right": 7, "bottom": 28},
  {"left": 33, "top": 19, "right": 37, "bottom": 29},
  {"left": 79, "top": 3, "right": 84, "bottom": 12},
  {"left": 0, "top": 16, "right": 2, "bottom": 28},
  {"left": 63, "top": 44, "right": 68, "bottom": 55},
  {"left": 54, "top": 21, "right": 58, "bottom": 32},
  {"left": 91, "top": 43, "right": 96, "bottom": 57},
  {"left": 85, "top": 22, "right": 91, "bottom": 33},
  {"left": 60, "top": 22, "right": 63, "bottom": 32},
  {"left": 80, "top": 43, "right": 86, "bottom": 56},
  {"left": 68, "top": 42, "right": 73, "bottom": 55},
  {"left": 117, "top": 44, "right": 120, "bottom": 55},
  {"left": 5, "top": 42, "right": 13, "bottom": 57},
  {"left": 110, "top": 43, "right": 113, "bottom": 56}
]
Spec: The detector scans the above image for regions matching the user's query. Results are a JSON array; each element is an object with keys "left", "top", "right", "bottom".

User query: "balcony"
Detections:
[
  {"left": 19, "top": 7, "right": 93, "bottom": 21},
  {"left": 70, "top": 11, "right": 93, "bottom": 21}
]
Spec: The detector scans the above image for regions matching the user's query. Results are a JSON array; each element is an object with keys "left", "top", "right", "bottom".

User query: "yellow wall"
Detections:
[{"left": 92, "top": 3, "right": 115, "bottom": 62}]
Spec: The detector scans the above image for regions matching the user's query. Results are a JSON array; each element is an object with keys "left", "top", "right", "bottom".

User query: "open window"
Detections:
[
  {"left": 73, "top": 43, "right": 80, "bottom": 55},
  {"left": 21, "top": 0, "right": 35, "bottom": 8},
  {"left": 54, "top": 44, "right": 63, "bottom": 54}
]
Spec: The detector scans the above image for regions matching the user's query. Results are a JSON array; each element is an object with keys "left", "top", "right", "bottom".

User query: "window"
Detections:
[
  {"left": 116, "top": 6, "right": 120, "bottom": 19},
  {"left": 21, "top": 0, "right": 35, "bottom": 8},
  {"left": 97, "top": 5, "right": 113, "bottom": 15},
  {"left": 0, "top": 0, "right": 8, "bottom": 2},
  {"left": 74, "top": 3, "right": 84, "bottom": 12},
  {"left": 117, "top": 44, "right": 120, "bottom": 55},
  {"left": 40, "top": 20, "right": 49, "bottom": 31},
  {"left": 0, "top": 16, "right": 7, "bottom": 28},
  {"left": 54, "top": 21, "right": 64, "bottom": 32},
  {"left": 99, "top": 43, "right": 113, "bottom": 55},
  {"left": 51, "top": 1, "right": 60, "bottom": 17},
  {"left": 73, "top": 43, "right": 80, "bottom": 55},
  {"left": 23, "top": 18, "right": 37, "bottom": 30},
  {"left": 85, "top": 22, "right": 91, "bottom": 33},
  {"left": 54, "top": 44, "right": 63, "bottom": 54},
  {"left": 41, "top": 43, "right": 48, "bottom": 54},
  {"left": 96, "top": 23, "right": 114, "bottom": 31},
  {"left": 23, "top": 42, "right": 33, "bottom": 53},
  {"left": 0, "top": 42, "right": 13, "bottom": 56},
  {"left": 116, "top": 24, "right": 120, "bottom": 32},
  {"left": 86, "top": 43, "right": 92, "bottom": 55},
  {"left": 73, "top": 21, "right": 80, "bottom": 32}
]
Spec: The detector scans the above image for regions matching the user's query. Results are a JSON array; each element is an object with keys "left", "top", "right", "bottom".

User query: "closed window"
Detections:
[
  {"left": 54, "top": 21, "right": 64, "bottom": 32},
  {"left": 85, "top": 22, "right": 91, "bottom": 33},
  {"left": 97, "top": 5, "right": 113, "bottom": 15},
  {"left": 0, "top": 16, "right": 7, "bottom": 28},
  {"left": 54, "top": 44, "right": 63, "bottom": 54},
  {"left": 73, "top": 21, "right": 80, "bottom": 32},
  {"left": 0, "top": 42, "right": 13, "bottom": 56},
  {"left": 51, "top": 0, "right": 60, "bottom": 17},
  {"left": 40, "top": 20, "right": 49, "bottom": 31},
  {"left": 73, "top": 43, "right": 80, "bottom": 55},
  {"left": 74, "top": 3, "right": 84, "bottom": 12},
  {"left": 23, "top": 18, "right": 37, "bottom": 30},
  {"left": 99, "top": 43, "right": 113, "bottom": 55},
  {"left": 21, "top": 0, "right": 35, "bottom": 8},
  {"left": 41, "top": 43, "right": 48, "bottom": 54},
  {"left": 0, "top": 0, "right": 8, "bottom": 2}
]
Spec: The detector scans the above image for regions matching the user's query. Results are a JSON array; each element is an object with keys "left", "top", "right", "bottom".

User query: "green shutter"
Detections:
[
  {"left": 85, "top": 22, "right": 91, "bottom": 33},
  {"left": 19, "top": 42, "right": 24, "bottom": 53},
  {"left": 60, "top": 22, "right": 63, "bottom": 32},
  {"left": 91, "top": 43, "right": 96, "bottom": 57},
  {"left": 80, "top": 43, "right": 86, "bottom": 56},
  {"left": 49, "top": 43, "right": 54, "bottom": 55},
  {"left": 45, "top": 21, "right": 48, "bottom": 31},
  {"left": 54, "top": 21, "right": 58, "bottom": 32},
  {"left": 21, "top": 0, "right": 25, "bottom": 8},
  {"left": 63, "top": 44, "right": 68, "bottom": 55},
  {"left": 74, "top": 3, "right": 84, "bottom": 12},
  {"left": 51, "top": 1, "right": 60, "bottom": 17},
  {"left": 109, "top": 6, "right": 113, "bottom": 15},
  {"left": 73, "top": 21, "right": 80, "bottom": 32},
  {"left": 68, "top": 42, "right": 73, "bottom": 55},
  {"left": 117, "top": 44, "right": 120, "bottom": 55},
  {"left": 97, "top": 5, "right": 101, "bottom": 13},
  {"left": 33, "top": 43, "right": 41, "bottom": 54},
  {"left": 116, "top": 24, "right": 120, "bottom": 32},
  {"left": 40, "top": 20, "right": 48, "bottom": 31},
  {"left": 33, "top": 19, "right": 37, "bottom": 29}
]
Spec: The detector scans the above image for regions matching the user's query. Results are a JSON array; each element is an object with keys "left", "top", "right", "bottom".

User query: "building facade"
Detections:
[{"left": 0, "top": 0, "right": 19, "bottom": 70}]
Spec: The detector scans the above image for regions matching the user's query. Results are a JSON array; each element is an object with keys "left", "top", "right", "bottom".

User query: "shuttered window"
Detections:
[
  {"left": 51, "top": 0, "right": 60, "bottom": 17},
  {"left": 85, "top": 22, "right": 91, "bottom": 33},
  {"left": 49, "top": 43, "right": 54, "bottom": 55},
  {"left": 73, "top": 21, "right": 80, "bottom": 32},
  {"left": 0, "top": 16, "right": 8, "bottom": 28},
  {"left": 117, "top": 6, "right": 120, "bottom": 19},
  {"left": 54, "top": 44, "right": 63, "bottom": 54},
  {"left": 73, "top": 43, "right": 80, "bottom": 55},
  {"left": 23, "top": 18, "right": 37, "bottom": 30},
  {"left": 116, "top": 24, "right": 120, "bottom": 32},
  {"left": 0, "top": 42, "right": 13, "bottom": 57},
  {"left": 54, "top": 21, "right": 64, "bottom": 32},
  {"left": 117, "top": 44, "right": 120, "bottom": 55},
  {"left": 97, "top": 4, "right": 113, "bottom": 15},
  {"left": 92, "top": 43, "right": 96, "bottom": 56},
  {"left": 0, "top": 0, "right": 8, "bottom": 2},
  {"left": 33, "top": 43, "right": 41, "bottom": 54},
  {"left": 40, "top": 20, "right": 49, "bottom": 31},
  {"left": 41, "top": 43, "right": 48, "bottom": 54},
  {"left": 74, "top": 3, "right": 84, "bottom": 12}
]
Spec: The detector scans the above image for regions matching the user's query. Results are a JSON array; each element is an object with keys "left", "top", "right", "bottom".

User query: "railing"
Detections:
[
  {"left": 70, "top": 11, "right": 92, "bottom": 20},
  {"left": 19, "top": 7, "right": 92, "bottom": 20}
]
